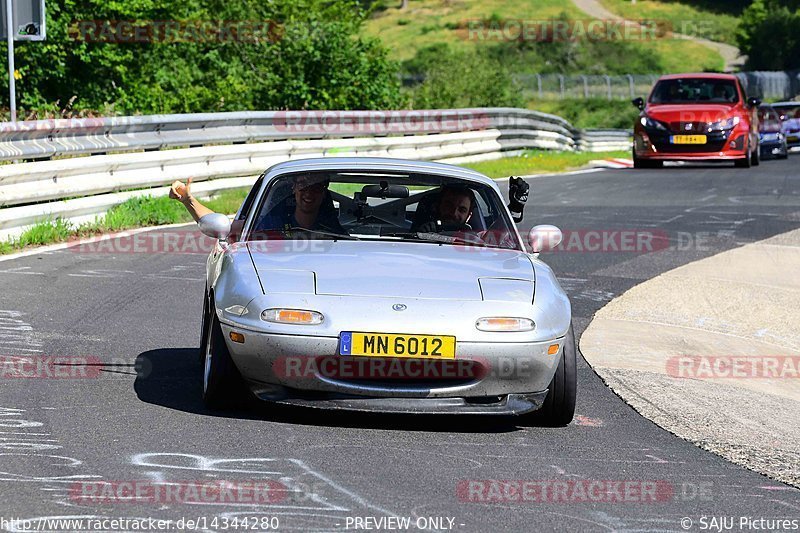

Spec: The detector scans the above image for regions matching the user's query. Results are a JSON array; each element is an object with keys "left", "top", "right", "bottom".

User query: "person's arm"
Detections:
[{"left": 169, "top": 178, "right": 214, "bottom": 223}]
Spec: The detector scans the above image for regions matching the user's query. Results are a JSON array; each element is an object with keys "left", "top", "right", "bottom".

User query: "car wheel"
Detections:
[
  {"left": 751, "top": 140, "right": 761, "bottom": 166},
  {"left": 735, "top": 141, "right": 752, "bottom": 168},
  {"left": 199, "top": 290, "right": 211, "bottom": 363},
  {"left": 633, "top": 154, "right": 662, "bottom": 169},
  {"left": 518, "top": 324, "right": 577, "bottom": 427},
  {"left": 202, "top": 314, "right": 245, "bottom": 409},
  {"left": 778, "top": 141, "right": 789, "bottom": 159}
]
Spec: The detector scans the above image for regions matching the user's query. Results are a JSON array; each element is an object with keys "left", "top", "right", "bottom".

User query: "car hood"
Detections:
[
  {"left": 247, "top": 241, "right": 534, "bottom": 301},
  {"left": 645, "top": 104, "right": 739, "bottom": 124}
]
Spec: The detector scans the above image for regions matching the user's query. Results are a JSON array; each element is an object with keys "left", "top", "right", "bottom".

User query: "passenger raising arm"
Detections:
[{"left": 169, "top": 178, "right": 214, "bottom": 222}]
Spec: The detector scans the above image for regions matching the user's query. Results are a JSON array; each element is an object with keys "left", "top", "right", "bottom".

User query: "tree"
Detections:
[
  {"left": 737, "top": 0, "right": 800, "bottom": 70},
  {"left": 3, "top": 0, "right": 404, "bottom": 116}
]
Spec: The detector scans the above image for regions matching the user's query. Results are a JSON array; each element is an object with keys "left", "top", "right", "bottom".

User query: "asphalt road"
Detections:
[{"left": 1, "top": 158, "right": 799, "bottom": 532}]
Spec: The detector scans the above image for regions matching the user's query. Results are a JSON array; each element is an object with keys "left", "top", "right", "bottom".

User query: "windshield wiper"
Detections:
[
  {"left": 285, "top": 227, "right": 360, "bottom": 240},
  {"left": 381, "top": 231, "right": 491, "bottom": 247}
]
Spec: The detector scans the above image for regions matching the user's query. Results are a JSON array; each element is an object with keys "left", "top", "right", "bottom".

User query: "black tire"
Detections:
[
  {"left": 632, "top": 149, "right": 645, "bottom": 169},
  {"left": 202, "top": 314, "right": 245, "bottom": 409},
  {"left": 199, "top": 290, "right": 211, "bottom": 363},
  {"left": 633, "top": 147, "right": 664, "bottom": 169},
  {"left": 735, "top": 141, "right": 752, "bottom": 168},
  {"left": 518, "top": 324, "right": 577, "bottom": 427},
  {"left": 633, "top": 156, "right": 662, "bottom": 169},
  {"left": 778, "top": 141, "right": 789, "bottom": 159},
  {"left": 751, "top": 139, "right": 760, "bottom": 166}
]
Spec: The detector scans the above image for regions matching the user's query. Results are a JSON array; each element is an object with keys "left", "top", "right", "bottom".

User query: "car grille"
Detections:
[
  {"left": 646, "top": 128, "right": 730, "bottom": 153},
  {"left": 668, "top": 121, "right": 710, "bottom": 133}
]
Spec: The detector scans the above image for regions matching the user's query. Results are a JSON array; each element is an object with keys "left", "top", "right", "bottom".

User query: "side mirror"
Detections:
[
  {"left": 528, "top": 225, "right": 562, "bottom": 253},
  {"left": 632, "top": 97, "right": 644, "bottom": 110},
  {"left": 747, "top": 97, "right": 761, "bottom": 108},
  {"left": 198, "top": 213, "right": 232, "bottom": 240},
  {"left": 508, "top": 176, "right": 529, "bottom": 223}
]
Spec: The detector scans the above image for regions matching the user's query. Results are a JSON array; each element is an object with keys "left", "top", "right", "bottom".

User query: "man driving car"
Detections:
[{"left": 411, "top": 184, "right": 476, "bottom": 233}]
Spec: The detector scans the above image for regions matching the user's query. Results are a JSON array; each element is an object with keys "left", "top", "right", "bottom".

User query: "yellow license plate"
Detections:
[
  {"left": 670, "top": 135, "right": 707, "bottom": 144},
  {"left": 339, "top": 332, "right": 456, "bottom": 359}
]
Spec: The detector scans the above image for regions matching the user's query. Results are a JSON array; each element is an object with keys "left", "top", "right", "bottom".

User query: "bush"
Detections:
[
  {"left": 4, "top": 0, "right": 404, "bottom": 115},
  {"left": 737, "top": 0, "right": 800, "bottom": 70},
  {"left": 528, "top": 99, "right": 640, "bottom": 129},
  {"left": 404, "top": 44, "right": 524, "bottom": 109}
]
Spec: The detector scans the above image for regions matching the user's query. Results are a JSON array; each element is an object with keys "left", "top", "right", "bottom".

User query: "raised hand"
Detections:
[{"left": 169, "top": 177, "right": 193, "bottom": 202}]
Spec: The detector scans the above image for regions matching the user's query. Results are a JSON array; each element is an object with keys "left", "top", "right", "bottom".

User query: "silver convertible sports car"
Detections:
[{"left": 197, "top": 157, "right": 575, "bottom": 425}]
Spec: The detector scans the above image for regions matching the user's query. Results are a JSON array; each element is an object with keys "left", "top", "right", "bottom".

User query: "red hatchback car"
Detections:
[{"left": 632, "top": 73, "right": 761, "bottom": 168}]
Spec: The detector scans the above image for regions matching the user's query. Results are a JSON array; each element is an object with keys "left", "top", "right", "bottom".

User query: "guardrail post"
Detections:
[
  {"left": 537, "top": 74, "right": 542, "bottom": 99},
  {"left": 582, "top": 76, "right": 589, "bottom": 99},
  {"left": 605, "top": 75, "right": 612, "bottom": 100},
  {"left": 559, "top": 75, "right": 565, "bottom": 99},
  {"left": 627, "top": 75, "right": 635, "bottom": 98}
]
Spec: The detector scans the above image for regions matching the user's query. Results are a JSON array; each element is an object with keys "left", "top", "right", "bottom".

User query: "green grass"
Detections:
[
  {"left": 462, "top": 150, "right": 629, "bottom": 178},
  {"left": 1, "top": 187, "right": 252, "bottom": 254},
  {"left": 529, "top": 98, "right": 641, "bottom": 129},
  {"left": 366, "top": 0, "right": 723, "bottom": 72},
  {"left": 366, "top": 0, "right": 585, "bottom": 62},
  {"left": 598, "top": 0, "right": 742, "bottom": 46}
]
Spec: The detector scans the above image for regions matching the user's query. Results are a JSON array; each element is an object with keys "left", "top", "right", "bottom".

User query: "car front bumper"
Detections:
[{"left": 219, "top": 323, "right": 562, "bottom": 413}]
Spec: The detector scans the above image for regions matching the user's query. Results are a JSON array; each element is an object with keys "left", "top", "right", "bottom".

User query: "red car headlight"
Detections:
[{"left": 708, "top": 116, "right": 740, "bottom": 131}]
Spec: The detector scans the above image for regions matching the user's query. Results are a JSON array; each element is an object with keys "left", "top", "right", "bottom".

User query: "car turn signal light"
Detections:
[
  {"left": 229, "top": 331, "right": 245, "bottom": 343},
  {"left": 261, "top": 308, "right": 324, "bottom": 325},
  {"left": 475, "top": 317, "right": 535, "bottom": 332}
]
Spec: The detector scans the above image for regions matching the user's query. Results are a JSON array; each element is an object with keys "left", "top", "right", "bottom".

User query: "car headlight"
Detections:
[
  {"left": 475, "top": 317, "right": 535, "bottom": 332},
  {"left": 640, "top": 116, "right": 668, "bottom": 131},
  {"left": 708, "top": 116, "right": 740, "bottom": 131},
  {"left": 261, "top": 309, "right": 324, "bottom": 325}
]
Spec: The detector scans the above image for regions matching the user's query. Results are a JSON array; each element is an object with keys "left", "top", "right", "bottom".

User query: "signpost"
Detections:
[{"left": 1, "top": 0, "right": 45, "bottom": 121}]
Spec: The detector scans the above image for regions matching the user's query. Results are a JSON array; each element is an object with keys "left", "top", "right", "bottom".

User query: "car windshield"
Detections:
[
  {"left": 244, "top": 170, "right": 521, "bottom": 251},
  {"left": 773, "top": 104, "right": 800, "bottom": 120},
  {"left": 650, "top": 79, "right": 739, "bottom": 104}
]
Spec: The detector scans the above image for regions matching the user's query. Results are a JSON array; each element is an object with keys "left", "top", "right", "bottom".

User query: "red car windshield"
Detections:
[{"left": 650, "top": 79, "right": 739, "bottom": 104}]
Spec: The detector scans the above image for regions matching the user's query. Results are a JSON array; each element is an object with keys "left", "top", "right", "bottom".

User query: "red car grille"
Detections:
[{"left": 668, "top": 122, "right": 709, "bottom": 134}]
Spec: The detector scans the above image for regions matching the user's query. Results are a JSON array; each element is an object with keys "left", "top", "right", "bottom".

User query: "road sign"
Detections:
[{"left": 0, "top": 0, "right": 45, "bottom": 40}]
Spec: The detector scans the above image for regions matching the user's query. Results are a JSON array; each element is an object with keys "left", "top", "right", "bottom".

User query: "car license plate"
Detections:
[
  {"left": 788, "top": 135, "right": 799, "bottom": 142},
  {"left": 670, "top": 135, "right": 707, "bottom": 144},
  {"left": 339, "top": 332, "right": 456, "bottom": 359}
]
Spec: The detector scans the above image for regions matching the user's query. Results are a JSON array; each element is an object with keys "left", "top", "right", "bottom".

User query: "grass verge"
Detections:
[
  {"left": 0, "top": 151, "right": 628, "bottom": 254},
  {"left": 0, "top": 188, "right": 252, "bottom": 255},
  {"left": 528, "top": 99, "right": 641, "bottom": 129},
  {"left": 463, "top": 150, "right": 629, "bottom": 178}
]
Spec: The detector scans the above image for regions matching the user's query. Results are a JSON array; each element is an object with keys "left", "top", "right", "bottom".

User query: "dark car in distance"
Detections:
[{"left": 758, "top": 104, "right": 789, "bottom": 159}]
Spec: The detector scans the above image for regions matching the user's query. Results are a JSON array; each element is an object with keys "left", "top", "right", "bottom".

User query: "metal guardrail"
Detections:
[
  {"left": 0, "top": 108, "right": 632, "bottom": 239},
  {"left": 512, "top": 71, "right": 800, "bottom": 101}
]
